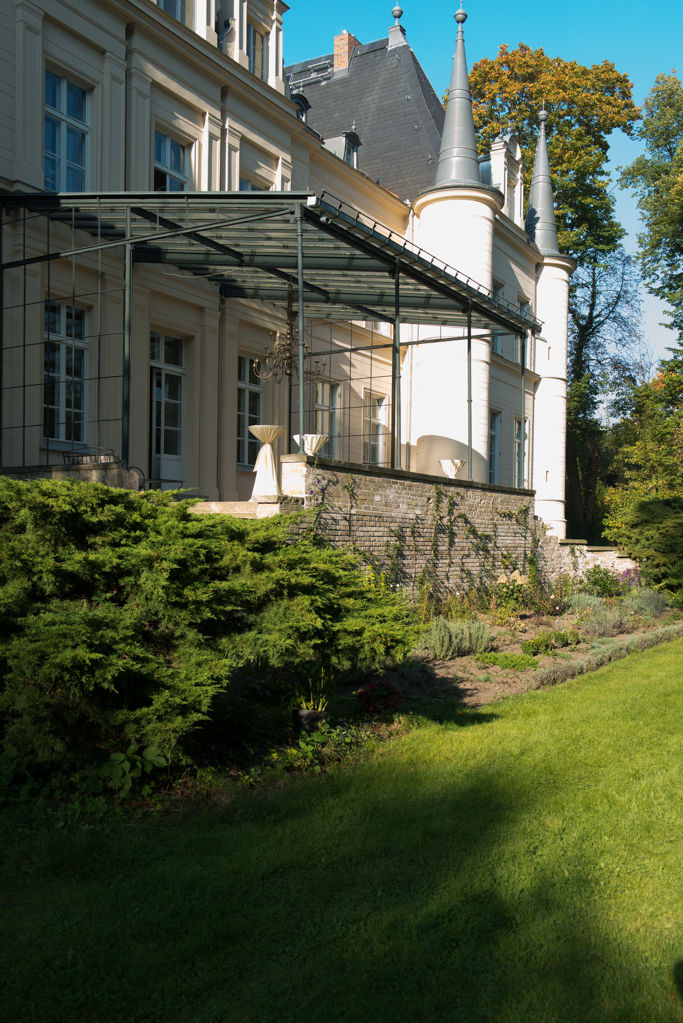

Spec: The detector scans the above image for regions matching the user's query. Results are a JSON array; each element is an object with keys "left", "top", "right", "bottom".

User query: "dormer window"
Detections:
[
  {"left": 293, "top": 94, "right": 310, "bottom": 124},
  {"left": 247, "top": 22, "right": 268, "bottom": 80},
  {"left": 343, "top": 130, "right": 360, "bottom": 168},
  {"left": 158, "top": 0, "right": 186, "bottom": 25}
]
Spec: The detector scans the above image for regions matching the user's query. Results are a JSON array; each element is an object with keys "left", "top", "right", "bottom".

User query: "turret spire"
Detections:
[
  {"left": 434, "top": 5, "right": 481, "bottom": 187},
  {"left": 525, "top": 109, "right": 560, "bottom": 255}
]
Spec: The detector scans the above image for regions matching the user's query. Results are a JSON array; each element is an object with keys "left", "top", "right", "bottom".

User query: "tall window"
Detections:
[
  {"left": 514, "top": 417, "right": 529, "bottom": 488},
  {"left": 516, "top": 299, "right": 530, "bottom": 363},
  {"left": 44, "top": 301, "right": 87, "bottom": 443},
  {"left": 488, "top": 411, "right": 501, "bottom": 485},
  {"left": 44, "top": 71, "right": 88, "bottom": 191},
  {"left": 247, "top": 23, "right": 268, "bottom": 80},
  {"left": 363, "top": 390, "right": 387, "bottom": 466},
  {"left": 491, "top": 283, "right": 504, "bottom": 355},
  {"left": 158, "top": 0, "right": 186, "bottom": 24},
  {"left": 150, "top": 333, "right": 184, "bottom": 485},
  {"left": 315, "top": 381, "right": 340, "bottom": 458},
  {"left": 237, "top": 356, "right": 262, "bottom": 466},
  {"left": 154, "top": 131, "right": 188, "bottom": 191}
]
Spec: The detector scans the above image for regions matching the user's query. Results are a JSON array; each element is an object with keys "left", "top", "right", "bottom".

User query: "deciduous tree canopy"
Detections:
[
  {"left": 470, "top": 43, "right": 640, "bottom": 258},
  {"left": 621, "top": 72, "right": 683, "bottom": 341}
]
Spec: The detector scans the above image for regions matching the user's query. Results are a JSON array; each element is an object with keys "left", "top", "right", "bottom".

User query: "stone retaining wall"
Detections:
[
  {"left": 3, "top": 462, "right": 143, "bottom": 490},
  {"left": 281, "top": 455, "right": 637, "bottom": 595}
]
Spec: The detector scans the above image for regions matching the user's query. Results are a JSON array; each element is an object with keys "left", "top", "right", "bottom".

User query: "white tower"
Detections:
[
  {"left": 525, "top": 110, "right": 575, "bottom": 537},
  {"left": 409, "top": 4, "right": 502, "bottom": 482}
]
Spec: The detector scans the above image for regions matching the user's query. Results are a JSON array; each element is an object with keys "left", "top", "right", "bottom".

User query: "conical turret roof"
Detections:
[
  {"left": 525, "top": 110, "right": 560, "bottom": 255},
  {"left": 434, "top": 5, "right": 481, "bottom": 187}
]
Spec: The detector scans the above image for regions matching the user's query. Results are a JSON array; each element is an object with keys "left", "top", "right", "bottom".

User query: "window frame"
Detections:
[
  {"left": 514, "top": 416, "right": 529, "bottom": 489},
  {"left": 363, "top": 389, "right": 388, "bottom": 467},
  {"left": 43, "top": 300, "right": 88, "bottom": 445},
  {"left": 237, "top": 355, "right": 262, "bottom": 467},
  {"left": 488, "top": 410, "right": 501, "bottom": 485},
  {"left": 44, "top": 69, "right": 89, "bottom": 192},
  {"left": 315, "top": 380, "right": 340, "bottom": 459},
  {"left": 246, "top": 21, "right": 268, "bottom": 81},
  {"left": 153, "top": 130, "right": 189, "bottom": 192},
  {"left": 157, "top": 0, "right": 187, "bottom": 25}
]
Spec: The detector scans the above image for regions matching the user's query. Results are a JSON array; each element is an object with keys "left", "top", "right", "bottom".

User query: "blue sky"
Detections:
[{"left": 283, "top": 0, "right": 682, "bottom": 360}]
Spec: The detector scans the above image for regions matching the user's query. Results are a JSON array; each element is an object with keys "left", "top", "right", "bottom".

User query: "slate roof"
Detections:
[{"left": 286, "top": 34, "right": 445, "bottom": 202}]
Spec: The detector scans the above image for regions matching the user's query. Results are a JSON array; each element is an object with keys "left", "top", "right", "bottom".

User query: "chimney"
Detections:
[{"left": 334, "top": 30, "right": 360, "bottom": 72}]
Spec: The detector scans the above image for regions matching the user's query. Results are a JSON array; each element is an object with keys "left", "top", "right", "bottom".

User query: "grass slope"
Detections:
[{"left": 2, "top": 641, "right": 682, "bottom": 1023}]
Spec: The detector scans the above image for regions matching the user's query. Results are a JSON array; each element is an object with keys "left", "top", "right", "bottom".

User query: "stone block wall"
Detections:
[
  {"left": 281, "top": 455, "right": 638, "bottom": 595},
  {"left": 3, "top": 462, "right": 143, "bottom": 489}
]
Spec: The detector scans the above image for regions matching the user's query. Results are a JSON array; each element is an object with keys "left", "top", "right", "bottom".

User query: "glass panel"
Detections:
[
  {"left": 72, "top": 381, "right": 83, "bottom": 410},
  {"left": 154, "top": 131, "right": 165, "bottom": 165},
  {"left": 238, "top": 356, "right": 248, "bottom": 382},
  {"left": 44, "top": 117, "right": 59, "bottom": 156},
  {"left": 247, "top": 358, "right": 259, "bottom": 385},
  {"left": 45, "top": 303, "right": 60, "bottom": 336},
  {"left": 45, "top": 71, "right": 60, "bottom": 111},
  {"left": 44, "top": 156, "right": 58, "bottom": 192},
  {"left": 165, "top": 374, "right": 181, "bottom": 402},
  {"left": 66, "top": 125, "right": 85, "bottom": 165},
  {"left": 163, "top": 428, "right": 180, "bottom": 455},
  {"left": 163, "top": 336, "right": 183, "bottom": 366},
  {"left": 66, "top": 165, "right": 85, "bottom": 191},
  {"left": 150, "top": 332, "right": 161, "bottom": 361},
  {"left": 66, "top": 82, "right": 85, "bottom": 122},
  {"left": 164, "top": 401, "right": 179, "bottom": 428},
  {"left": 155, "top": 427, "right": 162, "bottom": 457},
  {"left": 168, "top": 176, "right": 184, "bottom": 192},
  {"left": 170, "top": 140, "right": 184, "bottom": 173},
  {"left": 248, "top": 390, "right": 260, "bottom": 418}
]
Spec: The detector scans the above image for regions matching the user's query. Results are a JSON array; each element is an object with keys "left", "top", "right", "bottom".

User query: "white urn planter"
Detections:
[
  {"left": 293, "top": 433, "right": 329, "bottom": 456},
  {"left": 440, "top": 458, "right": 465, "bottom": 479},
  {"left": 249, "top": 424, "right": 285, "bottom": 501}
]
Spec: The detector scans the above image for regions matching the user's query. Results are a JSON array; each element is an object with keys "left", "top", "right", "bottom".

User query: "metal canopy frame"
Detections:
[{"left": 1, "top": 190, "right": 538, "bottom": 475}]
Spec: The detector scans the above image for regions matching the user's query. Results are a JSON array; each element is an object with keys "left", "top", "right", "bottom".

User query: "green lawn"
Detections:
[{"left": 2, "top": 641, "right": 682, "bottom": 1023}]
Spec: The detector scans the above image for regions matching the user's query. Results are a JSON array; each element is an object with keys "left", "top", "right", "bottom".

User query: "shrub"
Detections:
[
  {"left": 581, "top": 606, "right": 629, "bottom": 638},
  {"left": 622, "top": 588, "right": 669, "bottom": 619},
  {"left": 474, "top": 652, "right": 538, "bottom": 671},
  {"left": 421, "top": 618, "right": 491, "bottom": 659},
  {"left": 605, "top": 497, "right": 683, "bottom": 599},
  {"left": 0, "top": 478, "right": 418, "bottom": 780},
  {"left": 579, "top": 564, "right": 624, "bottom": 598},
  {"left": 521, "top": 629, "right": 580, "bottom": 656},
  {"left": 567, "top": 593, "right": 605, "bottom": 613}
]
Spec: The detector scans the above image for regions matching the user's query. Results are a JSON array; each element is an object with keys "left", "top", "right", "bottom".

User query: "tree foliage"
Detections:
[
  {"left": 0, "top": 479, "right": 417, "bottom": 777},
  {"left": 621, "top": 72, "right": 683, "bottom": 340},
  {"left": 470, "top": 43, "right": 640, "bottom": 257}
]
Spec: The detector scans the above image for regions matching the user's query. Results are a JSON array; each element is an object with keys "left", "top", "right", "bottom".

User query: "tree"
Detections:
[
  {"left": 470, "top": 44, "right": 640, "bottom": 258},
  {"left": 604, "top": 342, "right": 683, "bottom": 531},
  {"left": 470, "top": 45, "right": 642, "bottom": 539},
  {"left": 621, "top": 72, "right": 683, "bottom": 341}
]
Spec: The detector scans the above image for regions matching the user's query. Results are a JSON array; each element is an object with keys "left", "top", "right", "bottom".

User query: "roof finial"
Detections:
[
  {"left": 525, "top": 107, "right": 560, "bottom": 255},
  {"left": 392, "top": 4, "right": 403, "bottom": 26},
  {"left": 434, "top": 4, "right": 481, "bottom": 187}
]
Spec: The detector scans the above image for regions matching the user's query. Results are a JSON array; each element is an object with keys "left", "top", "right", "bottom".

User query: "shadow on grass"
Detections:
[{"left": 2, "top": 752, "right": 665, "bottom": 1023}]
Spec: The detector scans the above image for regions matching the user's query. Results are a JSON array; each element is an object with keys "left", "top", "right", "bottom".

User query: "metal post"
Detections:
[
  {"left": 295, "top": 203, "right": 305, "bottom": 451},
  {"left": 391, "top": 262, "right": 401, "bottom": 469},
  {"left": 122, "top": 209, "right": 132, "bottom": 468},
  {"left": 22, "top": 209, "right": 27, "bottom": 467},
  {"left": 520, "top": 331, "right": 526, "bottom": 487},
  {"left": 467, "top": 301, "right": 472, "bottom": 481}
]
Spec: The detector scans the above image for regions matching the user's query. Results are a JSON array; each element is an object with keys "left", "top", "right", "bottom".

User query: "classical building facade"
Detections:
[{"left": 0, "top": 0, "right": 574, "bottom": 535}]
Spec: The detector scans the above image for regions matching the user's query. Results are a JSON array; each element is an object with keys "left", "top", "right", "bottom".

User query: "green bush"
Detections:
[
  {"left": 0, "top": 478, "right": 418, "bottom": 779},
  {"left": 421, "top": 617, "right": 491, "bottom": 659},
  {"left": 622, "top": 588, "right": 669, "bottom": 618},
  {"left": 579, "top": 565, "right": 624, "bottom": 598},
  {"left": 521, "top": 629, "right": 580, "bottom": 656},
  {"left": 609, "top": 498, "right": 683, "bottom": 599},
  {"left": 567, "top": 593, "right": 605, "bottom": 613},
  {"left": 581, "top": 606, "right": 629, "bottom": 638},
  {"left": 474, "top": 652, "right": 538, "bottom": 671}
]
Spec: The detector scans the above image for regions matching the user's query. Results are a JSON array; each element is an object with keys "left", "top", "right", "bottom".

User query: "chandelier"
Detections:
[{"left": 254, "top": 287, "right": 326, "bottom": 383}]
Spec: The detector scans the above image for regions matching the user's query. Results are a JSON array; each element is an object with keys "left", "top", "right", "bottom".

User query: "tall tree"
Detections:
[
  {"left": 621, "top": 72, "right": 683, "bottom": 341},
  {"left": 469, "top": 44, "right": 642, "bottom": 539},
  {"left": 470, "top": 44, "right": 640, "bottom": 258}
]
